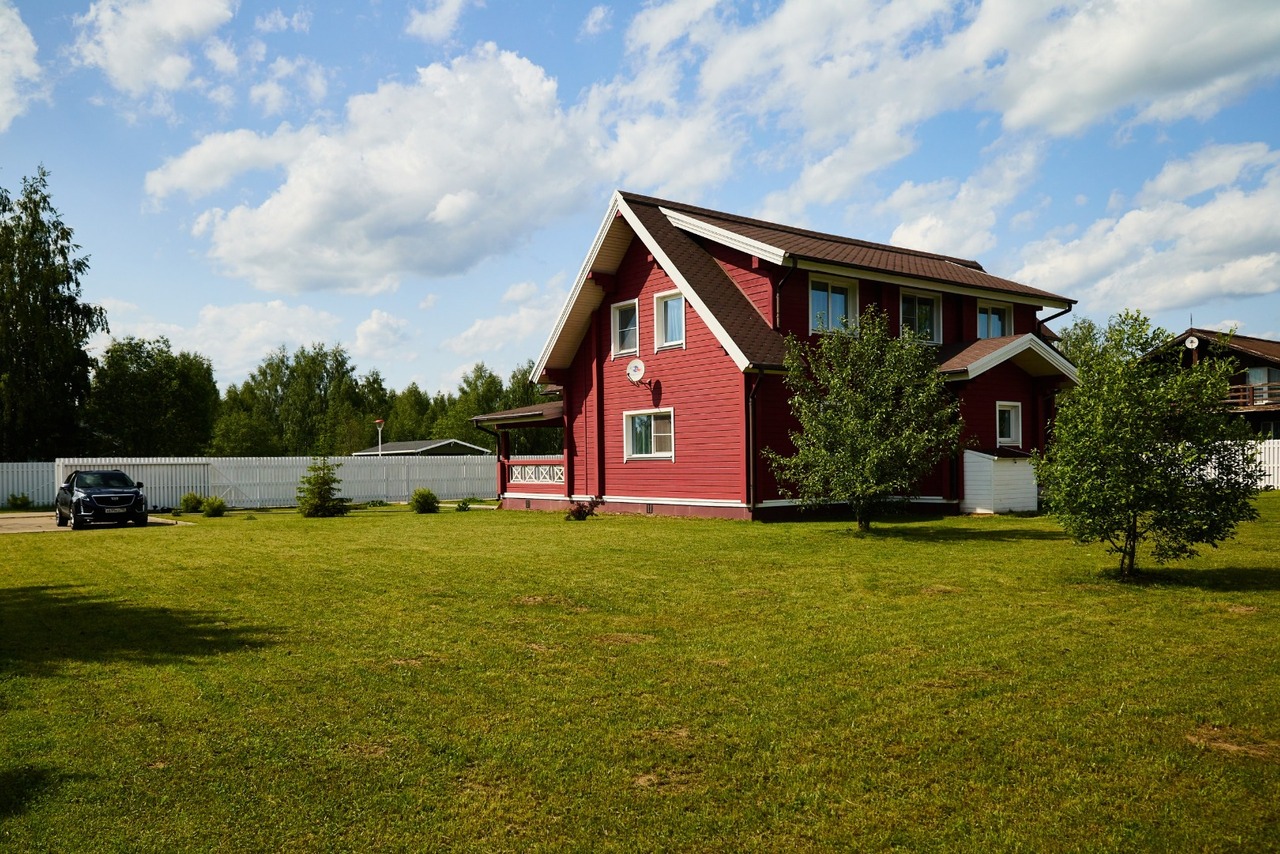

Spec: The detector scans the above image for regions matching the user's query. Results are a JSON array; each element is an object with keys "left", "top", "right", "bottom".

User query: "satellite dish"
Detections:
[
  {"left": 1185, "top": 336, "right": 1200, "bottom": 349},
  {"left": 626, "top": 358, "right": 646, "bottom": 384}
]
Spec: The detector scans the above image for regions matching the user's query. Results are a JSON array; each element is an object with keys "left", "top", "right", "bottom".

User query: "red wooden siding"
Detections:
[
  {"left": 564, "top": 239, "right": 748, "bottom": 504},
  {"left": 702, "top": 240, "right": 776, "bottom": 326}
]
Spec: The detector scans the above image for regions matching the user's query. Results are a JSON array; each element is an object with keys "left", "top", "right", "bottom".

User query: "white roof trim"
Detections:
[
  {"left": 796, "top": 259, "right": 1074, "bottom": 311},
  {"left": 661, "top": 207, "right": 788, "bottom": 266},
  {"left": 532, "top": 192, "right": 623, "bottom": 380},
  {"left": 957, "top": 334, "right": 1078, "bottom": 383},
  {"left": 617, "top": 198, "right": 753, "bottom": 371}
]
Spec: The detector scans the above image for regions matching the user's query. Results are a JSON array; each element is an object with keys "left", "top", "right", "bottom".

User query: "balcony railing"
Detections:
[{"left": 1227, "top": 382, "right": 1280, "bottom": 407}]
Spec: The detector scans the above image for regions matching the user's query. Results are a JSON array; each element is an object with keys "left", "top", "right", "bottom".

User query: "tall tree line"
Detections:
[{"left": 0, "top": 168, "right": 560, "bottom": 461}]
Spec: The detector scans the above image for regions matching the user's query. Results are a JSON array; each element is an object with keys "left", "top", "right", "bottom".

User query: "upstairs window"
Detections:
[
  {"left": 655, "top": 292, "right": 684, "bottom": 349},
  {"left": 978, "top": 303, "right": 1011, "bottom": 339},
  {"left": 625, "top": 409, "right": 674, "bottom": 459},
  {"left": 810, "top": 279, "right": 853, "bottom": 333},
  {"left": 997, "top": 401, "right": 1022, "bottom": 446},
  {"left": 901, "top": 292, "right": 941, "bottom": 343},
  {"left": 612, "top": 300, "right": 638, "bottom": 356}
]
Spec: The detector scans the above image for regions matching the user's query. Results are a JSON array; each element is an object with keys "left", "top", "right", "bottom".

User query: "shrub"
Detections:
[
  {"left": 565, "top": 497, "right": 603, "bottom": 521},
  {"left": 179, "top": 492, "right": 204, "bottom": 513},
  {"left": 202, "top": 496, "right": 228, "bottom": 517},
  {"left": 7, "top": 493, "right": 32, "bottom": 510},
  {"left": 366, "top": 499, "right": 388, "bottom": 508},
  {"left": 297, "top": 458, "right": 350, "bottom": 518},
  {"left": 410, "top": 488, "right": 439, "bottom": 514},
  {"left": 455, "top": 498, "right": 471, "bottom": 512}
]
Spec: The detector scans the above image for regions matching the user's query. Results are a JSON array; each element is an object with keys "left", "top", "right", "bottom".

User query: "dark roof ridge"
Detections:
[{"left": 618, "top": 190, "right": 987, "bottom": 272}]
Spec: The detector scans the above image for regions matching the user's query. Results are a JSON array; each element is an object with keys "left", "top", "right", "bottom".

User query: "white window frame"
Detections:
[
  {"left": 996, "top": 401, "right": 1022, "bottom": 447},
  {"left": 623, "top": 408, "right": 674, "bottom": 460},
  {"left": 809, "top": 277, "right": 857, "bottom": 333},
  {"left": 611, "top": 299, "right": 639, "bottom": 358},
  {"left": 901, "top": 290, "right": 942, "bottom": 344},
  {"left": 977, "top": 302, "right": 1013, "bottom": 340},
  {"left": 654, "top": 290, "right": 685, "bottom": 350}
]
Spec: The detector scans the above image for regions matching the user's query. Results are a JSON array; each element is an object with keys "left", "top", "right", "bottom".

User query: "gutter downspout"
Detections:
[
  {"left": 772, "top": 256, "right": 798, "bottom": 331},
  {"left": 1038, "top": 304, "right": 1074, "bottom": 341},
  {"left": 746, "top": 370, "right": 764, "bottom": 514}
]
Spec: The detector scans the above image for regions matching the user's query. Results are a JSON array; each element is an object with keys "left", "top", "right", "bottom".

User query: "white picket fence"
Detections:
[{"left": 0, "top": 456, "right": 497, "bottom": 509}]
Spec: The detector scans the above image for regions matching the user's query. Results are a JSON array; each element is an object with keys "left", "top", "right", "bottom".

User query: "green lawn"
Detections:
[{"left": 3, "top": 497, "right": 1279, "bottom": 851}]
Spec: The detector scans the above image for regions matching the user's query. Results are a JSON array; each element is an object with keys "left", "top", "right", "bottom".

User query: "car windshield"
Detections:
[{"left": 79, "top": 472, "right": 135, "bottom": 489}]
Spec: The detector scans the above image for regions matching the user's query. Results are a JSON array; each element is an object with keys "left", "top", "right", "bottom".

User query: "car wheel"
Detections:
[
  {"left": 70, "top": 505, "right": 84, "bottom": 530},
  {"left": 135, "top": 515, "right": 148, "bottom": 527},
  {"left": 55, "top": 507, "right": 67, "bottom": 527}
]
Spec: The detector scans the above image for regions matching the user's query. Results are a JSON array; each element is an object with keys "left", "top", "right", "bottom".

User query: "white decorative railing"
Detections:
[{"left": 508, "top": 463, "right": 565, "bottom": 484}]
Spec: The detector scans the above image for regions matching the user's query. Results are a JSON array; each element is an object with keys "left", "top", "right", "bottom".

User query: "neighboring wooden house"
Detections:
[
  {"left": 1170, "top": 328, "right": 1280, "bottom": 437},
  {"left": 351, "top": 438, "right": 491, "bottom": 456},
  {"left": 475, "top": 191, "right": 1078, "bottom": 518}
]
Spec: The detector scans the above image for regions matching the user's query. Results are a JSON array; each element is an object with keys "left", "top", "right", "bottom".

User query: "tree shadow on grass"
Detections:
[
  {"left": 1127, "top": 567, "right": 1280, "bottom": 592},
  {"left": 0, "top": 585, "right": 280, "bottom": 679},
  {"left": 820, "top": 518, "right": 1070, "bottom": 544},
  {"left": 0, "top": 766, "right": 85, "bottom": 819}
]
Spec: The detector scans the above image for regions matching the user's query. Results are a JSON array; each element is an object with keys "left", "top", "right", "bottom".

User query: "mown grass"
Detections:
[{"left": 2, "top": 497, "right": 1279, "bottom": 851}]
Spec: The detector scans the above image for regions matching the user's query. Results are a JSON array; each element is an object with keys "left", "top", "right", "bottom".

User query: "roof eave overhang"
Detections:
[
  {"left": 945, "top": 334, "right": 1079, "bottom": 384},
  {"left": 794, "top": 259, "right": 1075, "bottom": 311},
  {"left": 532, "top": 192, "right": 628, "bottom": 381}
]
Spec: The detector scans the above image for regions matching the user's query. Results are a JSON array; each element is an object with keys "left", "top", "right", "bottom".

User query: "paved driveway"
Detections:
[{"left": 0, "top": 512, "right": 179, "bottom": 534}]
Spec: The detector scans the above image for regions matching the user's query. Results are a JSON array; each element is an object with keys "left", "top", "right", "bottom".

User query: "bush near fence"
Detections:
[{"left": 0, "top": 456, "right": 497, "bottom": 510}]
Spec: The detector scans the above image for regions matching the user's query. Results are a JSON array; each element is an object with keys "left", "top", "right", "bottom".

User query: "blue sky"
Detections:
[{"left": 2, "top": 0, "right": 1279, "bottom": 395}]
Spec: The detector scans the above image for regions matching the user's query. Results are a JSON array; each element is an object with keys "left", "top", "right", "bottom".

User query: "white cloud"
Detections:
[
  {"left": 145, "top": 124, "right": 320, "bottom": 200},
  {"left": 353, "top": 309, "right": 413, "bottom": 362},
  {"left": 882, "top": 142, "right": 1042, "bottom": 258},
  {"left": 419, "top": 294, "right": 439, "bottom": 311},
  {"left": 991, "top": 0, "right": 1280, "bottom": 135},
  {"left": 203, "top": 36, "right": 237, "bottom": 76},
  {"left": 407, "top": 0, "right": 476, "bottom": 43},
  {"left": 1015, "top": 143, "right": 1280, "bottom": 315},
  {"left": 255, "top": 8, "right": 312, "bottom": 34},
  {"left": 97, "top": 299, "right": 342, "bottom": 386},
  {"left": 1136, "top": 142, "right": 1280, "bottom": 205},
  {"left": 71, "top": 0, "right": 236, "bottom": 97},
  {"left": 442, "top": 280, "right": 566, "bottom": 356},
  {"left": 173, "top": 44, "right": 599, "bottom": 294},
  {"left": 0, "top": 1, "right": 41, "bottom": 132},
  {"left": 580, "top": 5, "right": 612, "bottom": 38},
  {"left": 249, "top": 56, "right": 328, "bottom": 116}
]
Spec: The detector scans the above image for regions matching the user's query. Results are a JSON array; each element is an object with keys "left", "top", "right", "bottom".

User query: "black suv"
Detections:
[{"left": 55, "top": 470, "right": 149, "bottom": 529}]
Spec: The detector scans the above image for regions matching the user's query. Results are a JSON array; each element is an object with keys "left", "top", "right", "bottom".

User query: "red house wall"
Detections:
[
  {"left": 955, "top": 362, "right": 1045, "bottom": 452},
  {"left": 565, "top": 240, "right": 748, "bottom": 507}
]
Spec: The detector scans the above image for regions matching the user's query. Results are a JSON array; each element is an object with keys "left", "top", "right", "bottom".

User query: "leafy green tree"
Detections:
[
  {"left": 763, "top": 306, "right": 964, "bottom": 532},
  {"left": 430, "top": 363, "right": 503, "bottom": 450},
  {"left": 1033, "top": 311, "right": 1262, "bottom": 577},
  {"left": 86, "top": 336, "right": 218, "bottom": 455},
  {"left": 0, "top": 167, "right": 107, "bottom": 460}
]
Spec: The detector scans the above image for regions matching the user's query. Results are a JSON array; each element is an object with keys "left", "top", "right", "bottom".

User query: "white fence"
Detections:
[{"left": 0, "top": 456, "right": 497, "bottom": 509}]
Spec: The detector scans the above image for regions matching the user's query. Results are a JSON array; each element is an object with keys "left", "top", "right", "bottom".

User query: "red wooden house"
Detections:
[{"left": 474, "top": 191, "right": 1078, "bottom": 518}]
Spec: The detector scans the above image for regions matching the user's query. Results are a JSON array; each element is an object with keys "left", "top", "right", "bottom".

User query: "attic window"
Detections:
[
  {"left": 810, "top": 279, "right": 854, "bottom": 333},
  {"left": 978, "top": 303, "right": 1011, "bottom": 339},
  {"left": 902, "top": 291, "right": 941, "bottom": 343},
  {"left": 612, "top": 300, "right": 638, "bottom": 357},
  {"left": 655, "top": 291, "right": 684, "bottom": 349}
]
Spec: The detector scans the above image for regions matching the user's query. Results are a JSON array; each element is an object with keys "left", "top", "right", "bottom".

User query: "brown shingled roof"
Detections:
[
  {"left": 1176, "top": 328, "right": 1280, "bottom": 363},
  {"left": 625, "top": 198, "right": 788, "bottom": 369},
  {"left": 621, "top": 191, "right": 1073, "bottom": 306}
]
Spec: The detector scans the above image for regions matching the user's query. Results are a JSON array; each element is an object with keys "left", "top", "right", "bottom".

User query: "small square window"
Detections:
[
  {"left": 625, "top": 410, "right": 674, "bottom": 459},
  {"left": 612, "top": 301, "right": 638, "bottom": 356},
  {"left": 997, "top": 402, "right": 1022, "bottom": 446},
  {"left": 978, "top": 304, "right": 1011, "bottom": 339},
  {"left": 655, "top": 292, "right": 684, "bottom": 348},
  {"left": 902, "top": 292, "right": 940, "bottom": 342},
  {"left": 810, "top": 280, "right": 853, "bottom": 332}
]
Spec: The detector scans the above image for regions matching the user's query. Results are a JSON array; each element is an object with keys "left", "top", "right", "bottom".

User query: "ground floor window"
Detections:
[
  {"left": 624, "top": 409, "right": 674, "bottom": 459},
  {"left": 997, "top": 401, "right": 1022, "bottom": 446}
]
